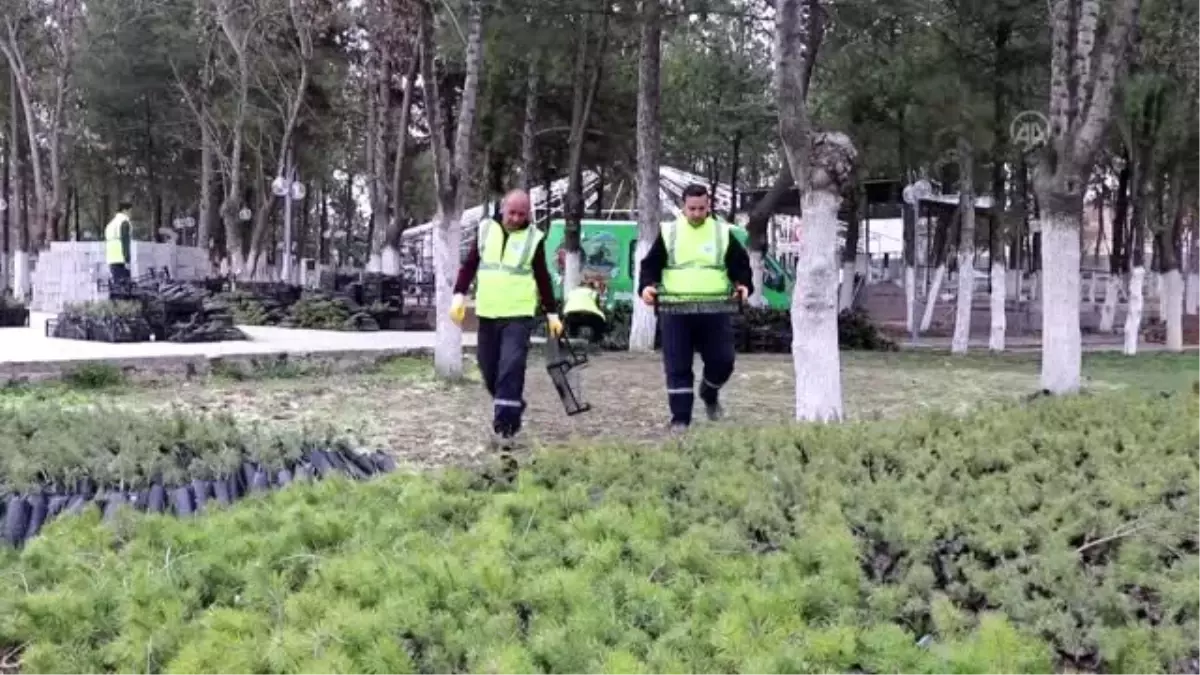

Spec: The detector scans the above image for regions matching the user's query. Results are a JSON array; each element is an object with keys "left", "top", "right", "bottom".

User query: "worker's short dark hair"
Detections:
[
  {"left": 682, "top": 183, "right": 709, "bottom": 200},
  {"left": 117, "top": 201, "right": 133, "bottom": 212}
]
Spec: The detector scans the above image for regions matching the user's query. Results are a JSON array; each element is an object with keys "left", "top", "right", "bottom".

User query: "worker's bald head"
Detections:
[{"left": 501, "top": 189, "right": 531, "bottom": 229}]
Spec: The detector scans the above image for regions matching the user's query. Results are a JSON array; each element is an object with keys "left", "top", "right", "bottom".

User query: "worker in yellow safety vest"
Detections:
[
  {"left": 638, "top": 183, "right": 752, "bottom": 433},
  {"left": 449, "top": 188, "right": 563, "bottom": 448},
  {"left": 563, "top": 278, "right": 608, "bottom": 342},
  {"left": 105, "top": 201, "right": 134, "bottom": 284}
]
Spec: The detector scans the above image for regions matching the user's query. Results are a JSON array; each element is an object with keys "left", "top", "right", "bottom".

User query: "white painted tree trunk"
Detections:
[
  {"left": 919, "top": 264, "right": 946, "bottom": 333},
  {"left": 563, "top": 250, "right": 581, "bottom": 292},
  {"left": 904, "top": 265, "right": 916, "bottom": 333},
  {"left": 838, "top": 260, "right": 855, "bottom": 311},
  {"left": 1040, "top": 213, "right": 1082, "bottom": 393},
  {"left": 12, "top": 251, "right": 30, "bottom": 301},
  {"left": 1085, "top": 272, "right": 1097, "bottom": 307},
  {"left": 1186, "top": 272, "right": 1199, "bottom": 316},
  {"left": 951, "top": 256, "right": 974, "bottom": 353},
  {"left": 1151, "top": 273, "right": 1164, "bottom": 320},
  {"left": 951, "top": 166, "right": 976, "bottom": 354},
  {"left": 380, "top": 245, "right": 401, "bottom": 275},
  {"left": 1187, "top": 230, "right": 1199, "bottom": 315},
  {"left": 988, "top": 261, "right": 1006, "bottom": 351},
  {"left": 1099, "top": 273, "right": 1121, "bottom": 332},
  {"left": 433, "top": 208, "right": 464, "bottom": 378},
  {"left": 1163, "top": 268, "right": 1183, "bottom": 351},
  {"left": 1123, "top": 265, "right": 1145, "bottom": 356},
  {"left": 628, "top": 237, "right": 657, "bottom": 351},
  {"left": 748, "top": 249, "right": 766, "bottom": 307},
  {"left": 793, "top": 189, "right": 843, "bottom": 422}
]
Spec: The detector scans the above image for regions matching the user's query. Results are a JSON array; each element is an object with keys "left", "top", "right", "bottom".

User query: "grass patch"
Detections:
[{"left": 0, "top": 389, "right": 1195, "bottom": 673}]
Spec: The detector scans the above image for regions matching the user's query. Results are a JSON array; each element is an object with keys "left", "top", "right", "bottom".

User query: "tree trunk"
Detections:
[
  {"left": 1186, "top": 223, "right": 1199, "bottom": 316},
  {"left": 1159, "top": 168, "right": 1185, "bottom": 351},
  {"left": 382, "top": 60, "right": 419, "bottom": 276},
  {"left": 745, "top": 164, "right": 793, "bottom": 308},
  {"left": 951, "top": 138, "right": 975, "bottom": 354},
  {"left": 367, "top": 52, "right": 389, "bottom": 269},
  {"left": 988, "top": 19, "right": 1010, "bottom": 351},
  {"left": 1036, "top": 0, "right": 1142, "bottom": 391},
  {"left": 919, "top": 210, "right": 952, "bottom": 333},
  {"left": 838, "top": 181, "right": 859, "bottom": 311},
  {"left": 199, "top": 102, "right": 214, "bottom": 257},
  {"left": 519, "top": 56, "right": 539, "bottom": 194},
  {"left": 562, "top": 13, "right": 608, "bottom": 292},
  {"left": 903, "top": 200, "right": 917, "bottom": 332},
  {"left": 1100, "top": 161, "right": 1129, "bottom": 331},
  {"left": 629, "top": 0, "right": 662, "bottom": 352},
  {"left": 421, "top": 0, "right": 484, "bottom": 379},
  {"left": 1122, "top": 157, "right": 1149, "bottom": 356},
  {"left": 7, "top": 68, "right": 28, "bottom": 297},
  {"left": 790, "top": 134, "right": 856, "bottom": 422},
  {"left": 727, "top": 131, "right": 741, "bottom": 221}
]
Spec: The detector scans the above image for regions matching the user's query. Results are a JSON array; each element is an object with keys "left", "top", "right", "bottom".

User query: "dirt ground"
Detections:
[{"left": 91, "top": 351, "right": 1046, "bottom": 471}]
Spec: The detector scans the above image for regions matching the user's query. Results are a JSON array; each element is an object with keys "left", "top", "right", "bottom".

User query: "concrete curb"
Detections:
[{"left": 1, "top": 344, "right": 480, "bottom": 385}]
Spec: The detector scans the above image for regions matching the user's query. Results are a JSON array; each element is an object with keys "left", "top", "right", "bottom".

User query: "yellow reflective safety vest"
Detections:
[
  {"left": 660, "top": 215, "right": 730, "bottom": 301},
  {"left": 105, "top": 213, "right": 130, "bottom": 264},
  {"left": 564, "top": 286, "right": 605, "bottom": 321},
  {"left": 475, "top": 219, "right": 544, "bottom": 319}
]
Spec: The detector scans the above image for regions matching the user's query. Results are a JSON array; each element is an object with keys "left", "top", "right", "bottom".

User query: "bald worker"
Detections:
[{"left": 450, "top": 189, "right": 563, "bottom": 448}]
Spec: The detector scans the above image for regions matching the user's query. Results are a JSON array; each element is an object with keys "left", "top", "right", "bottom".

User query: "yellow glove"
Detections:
[
  {"left": 547, "top": 313, "right": 564, "bottom": 338},
  {"left": 449, "top": 294, "right": 466, "bottom": 326}
]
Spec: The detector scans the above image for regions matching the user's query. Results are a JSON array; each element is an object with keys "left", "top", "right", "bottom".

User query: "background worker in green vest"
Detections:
[
  {"left": 449, "top": 188, "right": 563, "bottom": 446},
  {"left": 105, "top": 201, "right": 134, "bottom": 284},
  {"left": 563, "top": 277, "right": 608, "bottom": 342},
  {"left": 638, "top": 183, "right": 752, "bottom": 433}
]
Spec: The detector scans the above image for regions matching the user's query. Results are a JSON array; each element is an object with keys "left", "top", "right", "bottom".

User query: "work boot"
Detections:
[
  {"left": 668, "top": 422, "right": 689, "bottom": 436},
  {"left": 704, "top": 399, "right": 724, "bottom": 422}
]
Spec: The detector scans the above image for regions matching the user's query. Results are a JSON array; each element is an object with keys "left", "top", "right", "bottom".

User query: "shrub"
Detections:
[
  {"left": 0, "top": 390, "right": 1194, "bottom": 673},
  {"left": 595, "top": 303, "right": 897, "bottom": 353}
]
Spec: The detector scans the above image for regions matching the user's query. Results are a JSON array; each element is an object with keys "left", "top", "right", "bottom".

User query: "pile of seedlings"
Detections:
[
  {"left": 51, "top": 300, "right": 155, "bottom": 342},
  {"left": 0, "top": 403, "right": 396, "bottom": 548}
]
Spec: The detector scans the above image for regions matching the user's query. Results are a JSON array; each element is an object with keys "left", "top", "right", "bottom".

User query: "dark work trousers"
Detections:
[
  {"left": 660, "top": 313, "right": 736, "bottom": 425},
  {"left": 476, "top": 317, "right": 534, "bottom": 436}
]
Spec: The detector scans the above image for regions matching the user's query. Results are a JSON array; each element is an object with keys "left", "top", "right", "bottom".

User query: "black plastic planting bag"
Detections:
[
  {"left": 26, "top": 493, "right": 49, "bottom": 539},
  {"left": 171, "top": 485, "right": 194, "bottom": 517},
  {"left": 212, "top": 478, "right": 232, "bottom": 506},
  {"left": 309, "top": 450, "right": 334, "bottom": 478},
  {"left": 275, "top": 468, "right": 293, "bottom": 487},
  {"left": 66, "top": 493, "right": 91, "bottom": 514},
  {"left": 102, "top": 491, "right": 127, "bottom": 521},
  {"left": 191, "top": 479, "right": 211, "bottom": 511},
  {"left": 47, "top": 494, "right": 70, "bottom": 519},
  {"left": 241, "top": 462, "right": 257, "bottom": 487},
  {"left": 249, "top": 469, "right": 270, "bottom": 493},
  {"left": 343, "top": 450, "right": 376, "bottom": 478},
  {"left": 228, "top": 473, "right": 244, "bottom": 500},
  {"left": 147, "top": 484, "right": 167, "bottom": 514},
  {"left": 4, "top": 495, "right": 31, "bottom": 546},
  {"left": 372, "top": 452, "right": 398, "bottom": 473},
  {"left": 294, "top": 464, "right": 314, "bottom": 481}
]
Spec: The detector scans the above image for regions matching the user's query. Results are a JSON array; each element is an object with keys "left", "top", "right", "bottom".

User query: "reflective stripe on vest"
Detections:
[
  {"left": 661, "top": 216, "right": 730, "bottom": 300},
  {"left": 475, "top": 219, "right": 543, "bottom": 318},
  {"left": 563, "top": 286, "right": 605, "bottom": 320},
  {"left": 105, "top": 214, "right": 129, "bottom": 264}
]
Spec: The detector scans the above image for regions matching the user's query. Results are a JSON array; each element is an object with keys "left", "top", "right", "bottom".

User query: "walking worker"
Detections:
[
  {"left": 105, "top": 201, "right": 134, "bottom": 284},
  {"left": 449, "top": 188, "right": 564, "bottom": 446},
  {"left": 638, "top": 183, "right": 752, "bottom": 432},
  {"left": 562, "top": 277, "right": 608, "bottom": 342}
]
